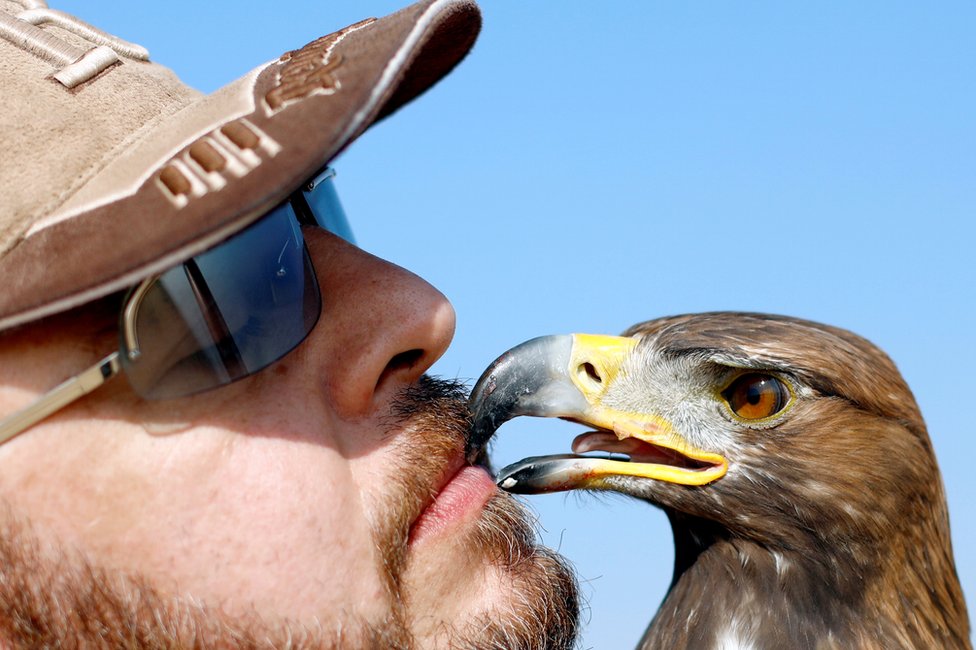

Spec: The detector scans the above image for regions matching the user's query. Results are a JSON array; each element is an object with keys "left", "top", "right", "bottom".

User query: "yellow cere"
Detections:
[{"left": 567, "top": 334, "right": 637, "bottom": 402}]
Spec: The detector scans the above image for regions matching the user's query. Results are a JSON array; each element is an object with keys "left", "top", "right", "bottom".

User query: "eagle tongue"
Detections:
[
  {"left": 572, "top": 431, "right": 645, "bottom": 455},
  {"left": 573, "top": 430, "right": 697, "bottom": 467}
]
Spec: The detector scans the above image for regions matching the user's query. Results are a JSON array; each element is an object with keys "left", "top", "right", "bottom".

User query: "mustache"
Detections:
[
  {"left": 393, "top": 375, "right": 495, "bottom": 470},
  {"left": 391, "top": 374, "right": 472, "bottom": 440}
]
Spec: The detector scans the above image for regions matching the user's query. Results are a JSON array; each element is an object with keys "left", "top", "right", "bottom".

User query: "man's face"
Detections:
[{"left": 0, "top": 227, "right": 578, "bottom": 647}]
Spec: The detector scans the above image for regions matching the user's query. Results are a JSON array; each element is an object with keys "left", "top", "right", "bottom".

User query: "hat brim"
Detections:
[{"left": 0, "top": 0, "right": 480, "bottom": 331}]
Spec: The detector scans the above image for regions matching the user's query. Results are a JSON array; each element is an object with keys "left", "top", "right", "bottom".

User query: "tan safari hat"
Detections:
[{"left": 0, "top": 0, "right": 480, "bottom": 331}]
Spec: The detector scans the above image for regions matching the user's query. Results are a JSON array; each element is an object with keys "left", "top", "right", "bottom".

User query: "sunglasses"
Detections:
[{"left": 0, "top": 167, "right": 352, "bottom": 445}]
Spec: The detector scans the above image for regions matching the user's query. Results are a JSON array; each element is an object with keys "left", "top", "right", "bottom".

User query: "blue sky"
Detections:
[{"left": 61, "top": 2, "right": 975, "bottom": 647}]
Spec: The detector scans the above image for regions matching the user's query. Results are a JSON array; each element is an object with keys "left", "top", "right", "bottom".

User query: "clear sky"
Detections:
[{"left": 60, "top": 2, "right": 975, "bottom": 647}]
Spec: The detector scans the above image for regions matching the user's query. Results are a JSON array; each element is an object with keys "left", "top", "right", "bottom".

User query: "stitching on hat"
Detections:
[
  {"left": 155, "top": 119, "right": 280, "bottom": 209},
  {"left": 51, "top": 44, "right": 118, "bottom": 88},
  {"left": 263, "top": 17, "right": 376, "bottom": 115},
  {"left": 0, "top": 3, "right": 149, "bottom": 89},
  {"left": 0, "top": 9, "right": 84, "bottom": 66},
  {"left": 11, "top": 0, "right": 48, "bottom": 10},
  {"left": 203, "top": 134, "right": 250, "bottom": 180},
  {"left": 182, "top": 147, "right": 227, "bottom": 195},
  {"left": 16, "top": 8, "right": 149, "bottom": 60}
]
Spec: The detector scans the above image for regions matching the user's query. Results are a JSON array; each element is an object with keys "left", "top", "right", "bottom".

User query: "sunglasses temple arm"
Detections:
[{"left": 0, "top": 352, "right": 121, "bottom": 446}]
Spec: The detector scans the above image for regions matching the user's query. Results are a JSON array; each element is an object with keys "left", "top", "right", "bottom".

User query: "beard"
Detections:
[{"left": 0, "top": 376, "right": 579, "bottom": 649}]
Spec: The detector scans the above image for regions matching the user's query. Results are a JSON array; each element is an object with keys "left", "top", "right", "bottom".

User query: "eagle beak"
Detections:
[{"left": 468, "top": 334, "right": 728, "bottom": 494}]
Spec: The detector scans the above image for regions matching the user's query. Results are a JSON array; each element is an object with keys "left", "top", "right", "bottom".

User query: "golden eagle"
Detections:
[{"left": 468, "top": 312, "right": 970, "bottom": 649}]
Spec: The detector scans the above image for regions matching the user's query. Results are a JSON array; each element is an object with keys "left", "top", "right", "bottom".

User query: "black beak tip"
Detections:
[
  {"left": 465, "top": 358, "right": 509, "bottom": 460},
  {"left": 464, "top": 402, "right": 499, "bottom": 461}
]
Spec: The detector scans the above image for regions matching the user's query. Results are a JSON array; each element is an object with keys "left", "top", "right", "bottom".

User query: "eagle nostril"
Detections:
[{"left": 578, "top": 362, "right": 602, "bottom": 385}]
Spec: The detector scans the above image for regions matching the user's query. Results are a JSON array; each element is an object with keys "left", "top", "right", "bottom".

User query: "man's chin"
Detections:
[
  {"left": 463, "top": 493, "right": 578, "bottom": 650},
  {"left": 401, "top": 492, "right": 579, "bottom": 650}
]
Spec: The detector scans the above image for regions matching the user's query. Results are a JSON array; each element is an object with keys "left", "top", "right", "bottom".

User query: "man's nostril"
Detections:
[
  {"left": 389, "top": 349, "right": 423, "bottom": 372},
  {"left": 376, "top": 349, "right": 424, "bottom": 391}
]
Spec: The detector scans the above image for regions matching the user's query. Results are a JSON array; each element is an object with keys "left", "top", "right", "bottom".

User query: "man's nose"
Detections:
[{"left": 302, "top": 230, "right": 456, "bottom": 418}]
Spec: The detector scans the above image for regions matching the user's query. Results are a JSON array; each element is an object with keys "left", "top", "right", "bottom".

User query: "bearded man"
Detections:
[{"left": 0, "top": 0, "right": 579, "bottom": 647}]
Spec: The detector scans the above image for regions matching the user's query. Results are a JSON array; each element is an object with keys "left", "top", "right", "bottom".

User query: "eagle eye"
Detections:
[{"left": 722, "top": 373, "right": 791, "bottom": 421}]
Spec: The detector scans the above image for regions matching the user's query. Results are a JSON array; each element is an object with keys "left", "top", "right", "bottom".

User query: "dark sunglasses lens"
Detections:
[
  {"left": 303, "top": 169, "right": 355, "bottom": 244},
  {"left": 121, "top": 203, "right": 321, "bottom": 400}
]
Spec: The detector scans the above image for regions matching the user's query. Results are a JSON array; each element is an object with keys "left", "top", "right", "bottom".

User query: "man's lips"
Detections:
[{"left": 408, "top": 465, "right": 497, "bottom": 545}]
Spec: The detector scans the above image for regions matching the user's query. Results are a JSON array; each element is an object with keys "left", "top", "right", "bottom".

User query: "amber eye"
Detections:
[{"left": 722, "top": 373, "right": 791, "bottom": 420}]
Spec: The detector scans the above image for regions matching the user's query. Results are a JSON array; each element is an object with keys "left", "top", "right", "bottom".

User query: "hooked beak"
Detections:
[{"left": 468, "top": 334, "right": 727, "bottom": 494}]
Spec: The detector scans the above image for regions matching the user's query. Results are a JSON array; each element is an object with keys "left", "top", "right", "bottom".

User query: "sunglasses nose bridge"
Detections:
[{"left": 291, "top": 168, "right": 355, "bottom": 244}]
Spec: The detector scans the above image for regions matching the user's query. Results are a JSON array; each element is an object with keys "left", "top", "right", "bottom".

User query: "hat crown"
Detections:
[{"left": 0, "top": 0, "right": 200, "bottom": 256}]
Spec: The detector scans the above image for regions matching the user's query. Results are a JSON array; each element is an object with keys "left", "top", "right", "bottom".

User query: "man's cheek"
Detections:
[
  {"left": 157, "top": 434, "right": 388, "bottom": 617},
  {"left": 3, "top": 418, "right": 391, "bottom": 624}
]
